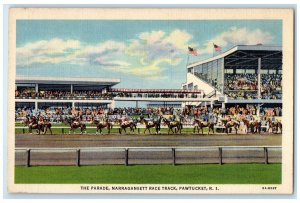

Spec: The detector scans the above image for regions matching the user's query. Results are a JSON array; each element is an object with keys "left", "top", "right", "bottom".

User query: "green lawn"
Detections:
[{"left": 15, "top": 164, "right": 281, "bottom": 184}]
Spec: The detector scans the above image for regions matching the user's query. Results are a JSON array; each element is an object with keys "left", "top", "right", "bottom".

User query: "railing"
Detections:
[
  {"left": 15, "top": 96, "right": 113, "bottom": 100},
  {"left": 15, "top": 146, "right": 282, "bottom": 167},
  {"left": 205, "top": 90, "right": 217, "bottom": 98}
]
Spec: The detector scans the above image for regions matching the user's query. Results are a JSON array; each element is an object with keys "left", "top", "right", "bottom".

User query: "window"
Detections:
[
  {"left": 245, "top": 69, "right": 255, "bottom": 74},
  {"left": 225, "top": 69, "right": 233, "bottom": 74},
  {"left": 236, "top": 69, "right": 245, "bottom": 74},
  {"left": 188, "top": 83, "right": 193, "bottom": 90}
]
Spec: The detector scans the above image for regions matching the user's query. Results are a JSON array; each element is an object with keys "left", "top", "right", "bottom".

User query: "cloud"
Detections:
[
  {"left": 125, "top": 29, "right": 195, "bottom": 66},
  {"left": 17, "top": 29, "right": 195, "bottom": 80},
  {"left": 198, "top": 27, "right": 274, "bottom": 55}
]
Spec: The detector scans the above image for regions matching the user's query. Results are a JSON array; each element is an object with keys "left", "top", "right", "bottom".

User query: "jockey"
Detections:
[
  {"left": 38, "top": 115, "right": 45, "bottom": 125},
  {"left": 29, "top": 116, "right": 37, "bottom": 127},
  {"left": 74, "top": 117, "right": 80, "bottom": 125}
]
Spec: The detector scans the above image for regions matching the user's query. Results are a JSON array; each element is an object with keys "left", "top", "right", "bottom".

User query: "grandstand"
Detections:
[
  {"left": 182, "top": 44, "right": 282, "bottom": 115},
  {"left": 15, "top": 76, "right": 120, "bottom": 118}
]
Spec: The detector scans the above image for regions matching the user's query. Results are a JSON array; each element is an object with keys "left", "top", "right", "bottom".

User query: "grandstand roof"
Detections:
[
  {"left": 187, "top": 44, "right": 282, "bottom": 68},
  {"left": 16, "top": 76, "right": 120, "bottom": 86}
]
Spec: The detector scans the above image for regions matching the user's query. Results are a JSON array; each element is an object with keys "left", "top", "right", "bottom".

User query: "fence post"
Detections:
[
  {"left": 138, "top": 128, "right": 140, "bottom": 134},
  {"left": 125, "top": 148, "right": 129, "bottom": 166},
  {"left": 26, "top": 149, "right": 31, "bottom": 167},
  {"left": 172, "top": 148, "right": 176, "bottom": 166},
  {"left": 264, "top": 147, "right": 268, "bottom": 164},
  {"left": 76, "top": 149, "right": 81, "bottom": 167},
  {"left": 62, "top": 128, "right": 64, "bottom": 134},
  {"left": 218, "top": 147, "right": 223, "bottom": 165},
  {"left": 22, "top": 128, "right": 25, "bottom": 134}
]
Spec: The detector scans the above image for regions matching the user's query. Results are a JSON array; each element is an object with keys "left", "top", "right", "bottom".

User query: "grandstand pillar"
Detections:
[
  {"left": 35, "top": 83, "right": 38, "bottom": 92},
  {"left": 109, "top": 100, "right": 115, "bottom": 109},
  {"left": 34, "top": 101, "right": 38, "bottom": 110},
  {"left": 72, "top": 102, "right": 75, "bottom": 108},
  {"left": 221, "top": 102, "right": 225, "bottom": 109},
  {"left": 71, "top": 84, "right": 73, "bottom": 94},
  {"left": 256, "top": 104, "right": 263, "bottom": 117},
  {"left": 258, "top": 57, "right": 261, "bottom": 99},
  {"left": 210, "top": 101, "right": 213, "bottom": 108}
]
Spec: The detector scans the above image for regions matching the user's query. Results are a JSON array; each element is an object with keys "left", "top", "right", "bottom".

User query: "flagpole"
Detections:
[{"left": 186, "top": 53, "right": 190, "bottom": 68}]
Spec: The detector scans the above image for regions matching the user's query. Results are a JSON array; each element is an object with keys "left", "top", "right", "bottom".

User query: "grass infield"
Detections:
[{"left": 15, "top": 164, "right": 281, "bottom": 184}]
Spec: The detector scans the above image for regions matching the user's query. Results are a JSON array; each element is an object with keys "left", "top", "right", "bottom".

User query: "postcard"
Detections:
[{"left": 7, "top": 8, "right": 294, "bottom": 194}]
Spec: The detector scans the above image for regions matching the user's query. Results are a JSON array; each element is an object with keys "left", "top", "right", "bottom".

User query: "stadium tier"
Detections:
[
  {"left": 15, "top": 75, "right": 120, "bottom": 110},
  {"left": 182, "top": 44, "right": 282, "bottom": 112}
]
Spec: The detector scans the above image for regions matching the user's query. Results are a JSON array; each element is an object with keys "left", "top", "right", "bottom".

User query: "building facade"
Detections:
[{"left": 182, "top": 45, "right": 282, "bottom": 111}]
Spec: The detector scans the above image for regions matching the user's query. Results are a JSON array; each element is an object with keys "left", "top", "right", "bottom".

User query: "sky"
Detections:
[{"left": 16, "top": 20, "right": 282, "bottom": 89}]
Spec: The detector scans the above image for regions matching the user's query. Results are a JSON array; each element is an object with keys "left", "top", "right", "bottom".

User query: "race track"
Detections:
[
  {"left": 15, "top": 133, "right": 281, "bottom": 148},
  {"left": 15, "top": 133, "right": 282, "bottom": 166}
]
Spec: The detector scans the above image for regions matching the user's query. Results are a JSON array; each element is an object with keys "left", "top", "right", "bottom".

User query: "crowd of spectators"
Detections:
[
  {"left": 15, "top": 89, "right": 112, "bottom": 99},
  {"left": 224, "top": 74, "right": 258, "bottom": 91},
  {"left": 261, "top": 74, "right": 282, "bottom": 99},
  {"left": 224, "top": 73, "right": 282, "bottom": 100},
  {"left": 15, "top": 89, "right": 203, "bottom": 100}
]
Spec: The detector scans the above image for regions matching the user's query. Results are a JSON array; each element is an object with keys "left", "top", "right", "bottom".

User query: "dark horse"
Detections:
[
  {"left": 140, "top": 115, "right": 162, "bottom": 134},
  {"left": 162, "top": 118, "right": 183, "bottom": 134},
  {"left": 193, "top": 119, "right": 214, "bottom": 135},
  {"left": 24, "top": 116, "right": 43, "bottom": 134},
  {"left": 118, "top": 119, "right": 137, "bottom": 134},
  {"left": 92, "top": 118, "right": 113, "bottom": 134},
  {"left": 267, "top": 119, "right": 282, "bottom": 134},
  {"left": 64, "top": 117, "right": 86, "bottom": 134}
]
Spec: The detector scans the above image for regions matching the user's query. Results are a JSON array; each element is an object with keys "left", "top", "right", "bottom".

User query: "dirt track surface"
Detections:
[{"left": 15, "top": 133, "right": 282, "bottom": 148}]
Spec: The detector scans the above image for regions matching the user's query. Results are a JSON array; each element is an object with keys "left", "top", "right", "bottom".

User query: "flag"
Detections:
[
  {"left": 188, "top": 46, "right": 198, "bottom": 56},
  {"left": 213, "top": 44, "right": 222, "bottom": 52}
]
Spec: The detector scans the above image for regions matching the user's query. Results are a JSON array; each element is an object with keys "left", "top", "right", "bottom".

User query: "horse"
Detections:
[
  {"left": 64, "top": 117, "right": 86, "bottom": 134},
  {"left": 222, "top": 119, "right": 240, "bottom": 134},
  {"left": 92, "top": 118, "right": 113, "bottom": 134},
  {"left": 267, "top": 119, "right": 282, "bottom": 134},
  {"left": 162, "top": 118, "right": 183, "bottom": 134},
  {"left": 39, "top": 118, "right": 52, "bottom": 135},
  {"left": 23, "top": 116, "right": 43, "bottom": 134},
  {"left": 140, "top": 115, "right": 162, "bottom": 134},
  {"left": 242, "top": 119, "right": 261, "bottom": 134},
  {"left": 193, "top": 119, "right": 214, "bottom": 135},
  {"left": 118, "top": 118, "right": 137, "bottom": 134}
]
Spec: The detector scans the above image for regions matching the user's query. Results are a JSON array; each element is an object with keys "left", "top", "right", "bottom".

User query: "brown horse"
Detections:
[
  {"left": 140, "top": 116, "right": 162, "bottom": 134},
  {"left": 40, "top": 120, "right": 52, "bottom": 135},
  {"left": 193, "top": 119, "right": 214, "bottom": 135},
  {"left": 92, "top": 118, "right": 113, "bottom": 134},
  {"left": 23, "top": 116, "right": 43, "bottom": 134},
  {"left": 222, "top": 119, "right": 240, "bottom": 134},
  {"left": 64, "top": 117, "right": 86, "bottom": 134},
  {"left": 242, "top": 119, "right": 261, "bottom": 134},
  {"left": 162, "top": 118, "right": 183, "bottom": 134},
  {"left": 267, "top": 119, "right": 282, "bottom": 134},
  {"left": 118, "top": 119, "right": 137, "bottom": 134}
]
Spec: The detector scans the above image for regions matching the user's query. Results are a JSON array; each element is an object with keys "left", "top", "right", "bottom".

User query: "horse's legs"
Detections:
[
  {"left": 170, "top": 127, "right": 174, "bottom": 134},
  {"left": 49, "top": 128, "right": 52, "bottom": 135}
]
